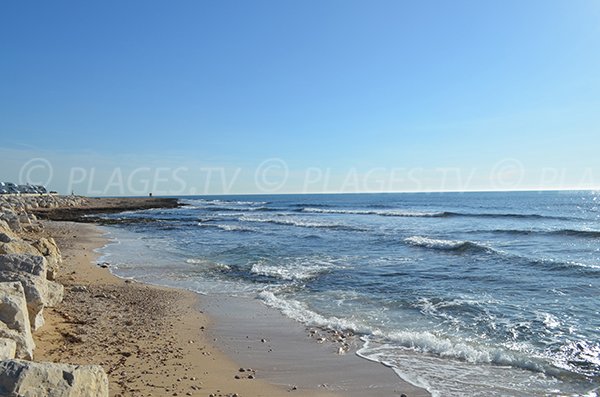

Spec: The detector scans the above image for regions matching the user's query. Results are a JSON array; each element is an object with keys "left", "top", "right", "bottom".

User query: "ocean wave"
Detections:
[
  {"left": 258, "top": 290, "right": 373, "bottom": 333},
  {"left": 259, "top": 291, "right": 563, "bottom": 377},
  {"left": 475, "top": 228, "right": 600, "bottom": 238},
  {"left": 183, "top": 199, "right": 269, "bottom": 207},
  {"left": 440, "top": 211, "right": 575, "bottom": 221},
  {"left": 202, "top": 205, "right": 275, "bottom": 213},
  {"left": 239, "top": 216, "right": 365, "bottom": 231},
  {"left": 404, "top": 236, "right": 495, "bottom": 254},
  {"left": 251, "top": 259, "right": 332, "bottom": 281},
  {"left": 529, "top": 257, "right": 600, "bottom": 272},
  {"left": 297, "top": 207, "right": 576, "bottom": 221},
  {"left": 551, "top": 229, "right": 600, "bottom": 238},
  {"left": 196, "top": 223, "right": 256, "bottom": 233},
  {"left": 368, "top": 330, "right": 562, "bottom": 376},
  {"left": 301, "top": 207, "right": 445, "bottom": 217}
]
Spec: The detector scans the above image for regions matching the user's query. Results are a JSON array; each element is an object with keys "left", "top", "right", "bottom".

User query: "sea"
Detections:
[{"left": 95, "top": 191, "right": 600, "bottom": 397}]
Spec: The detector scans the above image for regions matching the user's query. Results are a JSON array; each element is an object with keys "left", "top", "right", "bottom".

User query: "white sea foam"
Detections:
[
  {"left": 537, "top": 312, "right": 561, "bottom": 329},
  {"left": 258, "top": 290, "right": 373, "bottom": 334},
  {"left": 405, "top": 236, "right": 467, "bottom": 249},
  {"left": 250, "top": 258, "right": 333, "bottom": 281},
  {"left": 259, "top": 290, "right": 562, "bottom": 377},
  {"left": 185, "top": 258, "right": 231, "bottom": 271}
]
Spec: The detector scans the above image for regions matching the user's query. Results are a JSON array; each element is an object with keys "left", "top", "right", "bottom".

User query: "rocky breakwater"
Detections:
[{"left": 0, "top": 195, "right": 108, "bottom": 397}]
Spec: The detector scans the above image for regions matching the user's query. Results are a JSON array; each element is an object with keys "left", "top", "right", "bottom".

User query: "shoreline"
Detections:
[
  {"left": 95, "top": 222, "right": 430, "bottom": 396},
  {"left": 203, "top": 294, "right": 429, "bottom": 396},
  {"left": 33, "top": 220, "right": 342, "bottom": 397}
]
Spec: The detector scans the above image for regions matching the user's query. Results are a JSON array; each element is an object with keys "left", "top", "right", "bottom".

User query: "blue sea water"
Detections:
[{"left": 97, "top": 191, "right": 600, "bottom": 396}]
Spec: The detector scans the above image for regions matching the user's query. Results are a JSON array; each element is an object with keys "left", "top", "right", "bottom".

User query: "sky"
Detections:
[{"left": 1, "top": 0, "right": 599, "bottom": 195}]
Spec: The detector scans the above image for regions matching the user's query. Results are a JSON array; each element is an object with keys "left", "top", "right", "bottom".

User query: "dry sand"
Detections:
[{"left": 32, "top": 220, "right": 340, "bottom": 397}]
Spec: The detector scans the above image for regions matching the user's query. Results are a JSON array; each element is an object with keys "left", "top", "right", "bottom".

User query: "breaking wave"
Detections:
[
  {"left": 258, "top": 291, "right": 564, "bottom": 377},
  {"left": 239, "top": 216, "right": 365, "bottom": 231},
  {"left": 197, "top": 223, "right": 256, "bottom": 233},
  {"left": 404, "top": 236, "right": 495, "bottom": 254}
]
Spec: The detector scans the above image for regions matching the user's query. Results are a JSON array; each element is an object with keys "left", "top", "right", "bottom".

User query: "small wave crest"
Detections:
[
  {"left": 404, "top": 236, "right": 494, "bottom": 254},
  {"left": 301, "top": 207, "right": 445, "bottom": 217},
  {"left": 196, "top": 223, "right": 255, "bottom": 233},
  {"left": 239, "top": 216, "right": 364, "bottom": 231},
  {"left": 475, "top": 228, "right": 600, "bottom": 239},
  {"left": 440, "top": 211, "right": 575, "bottom": 221}
]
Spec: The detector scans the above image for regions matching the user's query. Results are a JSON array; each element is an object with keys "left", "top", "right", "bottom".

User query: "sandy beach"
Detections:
[{"left": 31, "top": 220, "right": 341, "bottom": 397}]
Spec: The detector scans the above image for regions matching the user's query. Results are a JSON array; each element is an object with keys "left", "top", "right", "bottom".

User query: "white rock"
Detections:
[
  {"left": 0, "top": 360, "right": 109, "bottom": 397},
  {"left": 0, "top": 282, "right": 35, "bottom": 359},
  {"left": 0, "top": 239, "right": 41, "bottom": 256},
  {"left": 31, "top": 237, "right": 62, "bottom": 280},
  {"left": 0, "top": 338, "right": 17, "bottom": 360},
  {"left": 0, "top": 255, "right": 64, "bottom": 331}
]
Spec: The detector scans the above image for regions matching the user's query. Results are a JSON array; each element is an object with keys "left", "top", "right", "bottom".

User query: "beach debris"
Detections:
[{"left": 71, "top": 285, "right": 89, "bottom": 293}]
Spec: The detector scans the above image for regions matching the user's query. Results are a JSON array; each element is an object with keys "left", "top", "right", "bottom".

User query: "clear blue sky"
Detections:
[{"left": 1, "top": 0, "right": 599, "bottom": 195}]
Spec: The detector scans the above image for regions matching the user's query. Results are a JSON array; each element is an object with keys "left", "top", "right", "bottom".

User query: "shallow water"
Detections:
[{"left": 97, "top": 191, "right": 600, "bottom": 396}]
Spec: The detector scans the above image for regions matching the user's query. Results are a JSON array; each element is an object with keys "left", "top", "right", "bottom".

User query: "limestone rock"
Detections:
[
  {"left": 31, "top": 237, "right": 62, "bottom": 280},
  {"left": 0, "top": 220, "right": 18, "bottom": 243},
  {"left": 0, "top": 255, "right": 64, "bottom": 331},
  {"left": 0, "top": 239, "right": 41, "bottom": 257},
  {"left": 0, "top": 254, "right": 47, "bottom": 279},
  {"left": 0, "top": 338, "right": 17, "bottom": 360},
  {"left": 0, "top": 282, "right": 34, "bottom": 359},
  {"left": 0, "top": 360, "right": 109, "bottom": 397},
  {"left": 0, "top": 214, "right": 21, "bottom": 233}
]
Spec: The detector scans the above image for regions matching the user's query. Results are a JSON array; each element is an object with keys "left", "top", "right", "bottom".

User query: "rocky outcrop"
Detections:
[
  {"left": 0, "top": 360, "right": 109, "bottom": 397},
  {"left": 0, "top": 282, "right": 34, "bottom": 359}
]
